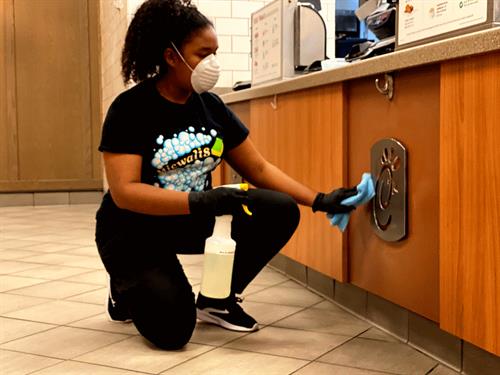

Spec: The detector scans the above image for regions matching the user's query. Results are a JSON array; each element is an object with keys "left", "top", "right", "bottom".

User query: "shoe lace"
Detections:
[{"left": 225, "top": 295, "right": 244, "bottom": 313}]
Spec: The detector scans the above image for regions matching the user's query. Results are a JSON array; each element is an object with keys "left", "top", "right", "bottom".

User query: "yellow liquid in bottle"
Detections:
[
  {"left": 200, "top": 215, "right": 236, "bottom": 299},
  {"left": 200, "top": 250, "right": 235, "bottom": 299}
]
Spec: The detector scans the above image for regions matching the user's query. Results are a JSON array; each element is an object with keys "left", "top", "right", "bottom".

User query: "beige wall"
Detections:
[
  {"left": 100, "top": 0, "right": 129, "bottom": 117},
  {"left": 99, "top": 0, "right": 129, "bottom": 190}
]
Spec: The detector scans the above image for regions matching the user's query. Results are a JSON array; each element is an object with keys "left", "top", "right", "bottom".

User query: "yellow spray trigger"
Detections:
[
  {"left": 238, "top": 183, "right": 252, "bottom": 216},
  {"left": 220, "top": 183, "right": 252, "bottom": 216},
  {"left": 242, "top": 205, "right": 252, "bottom": 216}
]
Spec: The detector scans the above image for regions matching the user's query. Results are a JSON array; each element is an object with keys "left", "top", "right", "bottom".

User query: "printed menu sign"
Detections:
[
  {"left": 398, "top": 0, "right": 488, "bottom": 45},
  {"left": 251, "top": 0, "right": 282, "bottom": 85}
]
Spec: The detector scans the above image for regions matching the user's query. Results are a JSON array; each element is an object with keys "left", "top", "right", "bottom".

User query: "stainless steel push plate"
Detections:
[{"left": 371, "top": 138, "right": 407, "bottom": 242}]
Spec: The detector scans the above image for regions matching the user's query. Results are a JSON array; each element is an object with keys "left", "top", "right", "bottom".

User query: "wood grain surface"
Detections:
[
  {"left": 249, "top": 85, "right": 348, "bottom": 280},
  {"left": 440, "top": 52, "right": 500, "bottom": 355}
]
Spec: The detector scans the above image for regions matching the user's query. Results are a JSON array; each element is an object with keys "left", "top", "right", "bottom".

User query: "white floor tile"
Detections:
[
  {"left": 318, "top": 338, "right": 438, "bottom": 374},
  {"left": 75, "top": 336, "right": 213, "bottom": 373},
  {"left": 0, "top": 275, "right": 48, "bottom": 292},
  {"left": 245, "top": 285, "right": 323, "bottom": 307},
  {"left": 0, "top": 293, "right": 51, "bottom": 314},
  {"left": 160, "top": 347, "right": 307, "bottom": 374},
  {"left": 272, "top": 304, "right": 371, "bottom": 336},
  {"left": 69, "top": 313, "right": 139, "bottom": 335},
  {"left": 0, "top": 326, "right": 128, "bottom": 359},
  {"left": 225, "top": 326, "right": 350, "bottom": 360},
  {"left": 0, "top": 350, "right": 61, "bottom": 375},
  {"left": 0, "top": 317, "right": 55, "bottom": 344},
  {"left": 3, "top": 300, "right": 104, "bottom": 325},
  {"left": 30, "top": 360, "right": 150, "bottom": 374}
]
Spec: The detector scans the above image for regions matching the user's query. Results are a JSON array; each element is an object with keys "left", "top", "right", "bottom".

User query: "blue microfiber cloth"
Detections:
[{"left": 327, "top": 173, "right": 375, "bottom": 232}]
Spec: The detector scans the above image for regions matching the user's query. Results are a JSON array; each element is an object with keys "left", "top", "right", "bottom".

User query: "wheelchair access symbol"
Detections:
[{"left": 370, "top": 138, "right": 407, "bottom": 242}]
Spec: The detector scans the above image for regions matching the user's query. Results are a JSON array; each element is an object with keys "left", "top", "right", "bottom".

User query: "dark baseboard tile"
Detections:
[
  {"left": 463, "top": 342, "right": 500, "bottom": 375},
  {"left": 268, "top": 253, "right": 288, "bottom": 272},
  {"left": 333, "top": 280, "right": 368, "bottom": 317},
  {"left": 0, "top": 191, "right": 103, "bottom": 207},
  {"left": 69, "top": 191, "right": 103, "bottom": 204},
  {"left": 34, "top": 192, "right": 70, "bottom": 205},
  {"left": 366, "top": 293, "right": 409, "bottom": 342},
  {"left": 306, "top": 267, "right": 334, "bottom": 300},
  {"left": 408, "top": 312, "right": 462, "bottom": 371},
  {"left": 284, "top": 256, "right": 307, "bottom": 284},
  {"left": 0, "top": 193, "right": 34, "bottom": 207}
]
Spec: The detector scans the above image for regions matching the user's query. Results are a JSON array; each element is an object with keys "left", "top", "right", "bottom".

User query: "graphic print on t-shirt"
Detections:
[{"left": 151, "top": 126, "right": 222, "bottom": 191}]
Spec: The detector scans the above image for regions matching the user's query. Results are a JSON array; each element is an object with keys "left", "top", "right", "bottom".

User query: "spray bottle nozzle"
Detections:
[{"left": 219, "top": 183, "right": 253, "bottom": 216}]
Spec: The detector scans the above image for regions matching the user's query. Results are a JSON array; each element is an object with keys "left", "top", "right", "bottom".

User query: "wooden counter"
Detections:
[{"left": 221, "top": 36, "right": 500, "bottom": 356}]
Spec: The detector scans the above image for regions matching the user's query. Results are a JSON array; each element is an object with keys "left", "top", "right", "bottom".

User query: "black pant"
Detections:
[{"left": 95, "top": 189, "right": 300, "bottom": 350}]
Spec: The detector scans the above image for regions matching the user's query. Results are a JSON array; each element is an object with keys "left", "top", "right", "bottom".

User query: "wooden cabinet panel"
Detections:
[
  {"left": 0, "top": 0, "right": 18, "bottom": 180},
  {"left": 0, "top": 0, "right": 102, "bottom": 192},
  {"left": 15, "top": 0, "right": 91, "bottom": 180},
  {"left": 440, "top": 52, "right": 500, "bottom": 355},
  {"left": 220, "top": 102, "right": 251, "bottom": 186},
  {"left": 347, "top": 66, "right": 440, "bottom": 321},
  {"left": 249, "top": 85, "right": 348, "bottom": 280}
]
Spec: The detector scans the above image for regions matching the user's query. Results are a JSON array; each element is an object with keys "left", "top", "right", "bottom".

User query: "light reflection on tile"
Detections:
[
  {"left": 225, "top": 326, "right": 351, "bottom": 360},
  {"left": 0, "top": 349, "right": 61, "bottom": 375},
  {"left": 318, "top": 338, "right": 437, "bottom": 374},
  {"left": 160, "top": 347, "right": 307, "bottom": 375},
  {"left": 75, "top": 337, "right": 213, "bottom": 374},
  {"left": 0, "top": 326, "right": 128, "bottom": 359}
]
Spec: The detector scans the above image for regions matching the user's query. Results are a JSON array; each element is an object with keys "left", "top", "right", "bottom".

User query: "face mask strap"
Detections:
[{"left": 170, "top": 42, "right": 194, "bottom": 72}]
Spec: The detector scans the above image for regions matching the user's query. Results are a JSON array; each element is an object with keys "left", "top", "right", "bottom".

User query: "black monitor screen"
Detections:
[{"left": 335, "top": 9, "right": 359, "bottom": 36}]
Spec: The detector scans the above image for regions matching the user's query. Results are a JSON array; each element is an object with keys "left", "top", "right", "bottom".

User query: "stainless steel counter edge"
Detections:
[{"left": 221, "top": 28, "right": 500, "bottom": 104}]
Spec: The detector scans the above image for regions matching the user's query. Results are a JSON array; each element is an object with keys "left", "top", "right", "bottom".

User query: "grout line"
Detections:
[
  {"left": 460, "top": 340, "right": 464, "bottom": 373},
  {"left": 151, "top": 344, "right": 220, "bottom": 373},
  {"left": 407, "top": 340, "right": 461, "bottom": 373},
  {"left": 24, "top": 358, "right": 148, "bottom": 375},
  {"left": 425, "top": 363, "right": 440, "bottom": 374},
  {"left": 209, "top": 345, "right": 313, "bottom": 362},
  {"left": 288, "top": 360, "right": 314, "bottom": 374},
  {"left": 313, "top": 359, "right": 402, "bottom": 375},
  {"left": 0, "top": 347, "right": 65, "bottom": 362},
  {"left": 0, "top": 324, "right": 60, "bottom": 346}
]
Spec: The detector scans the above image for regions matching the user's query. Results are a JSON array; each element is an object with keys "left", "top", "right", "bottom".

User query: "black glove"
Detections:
[
  {"left": 188, "top": 188, "right": 249, "bottom": 216},
  {"left": 312, "top": 187, "right": 358, "bottom": 214}
]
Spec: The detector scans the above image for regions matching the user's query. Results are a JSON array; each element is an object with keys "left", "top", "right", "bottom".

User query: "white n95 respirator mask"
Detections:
[{"left": 171, "top": 42, "right": 220, "bottom": 94}]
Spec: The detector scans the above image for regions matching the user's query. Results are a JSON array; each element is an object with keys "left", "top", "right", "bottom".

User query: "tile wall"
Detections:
[
  {"left": 128, "top": 0, "right": 336, "bottom": 88},
  {"left": 100, "top": 0, "right": 129, "bottom": 116}
]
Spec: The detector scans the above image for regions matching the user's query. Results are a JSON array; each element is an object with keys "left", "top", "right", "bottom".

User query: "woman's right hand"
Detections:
[{"left": 188, "top": 188, "right": 249, "bottom": 216}]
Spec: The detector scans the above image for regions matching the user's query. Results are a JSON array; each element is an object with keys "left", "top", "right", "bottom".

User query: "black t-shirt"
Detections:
[
  {"left": 97, "top": 79, "right": 249, "bottom": 222},
  {"left": 99, "top": 79, "right": 248, "bottom": 191}
]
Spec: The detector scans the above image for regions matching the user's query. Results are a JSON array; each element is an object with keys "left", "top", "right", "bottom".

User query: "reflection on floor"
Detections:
[{"left": 0, "top": 204, "right": 458, "bottom": 374}]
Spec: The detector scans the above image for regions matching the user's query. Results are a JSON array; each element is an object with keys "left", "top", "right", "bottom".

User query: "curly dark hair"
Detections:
[{"left": 121, "top": 0, "right": 213, "bottom": 84}]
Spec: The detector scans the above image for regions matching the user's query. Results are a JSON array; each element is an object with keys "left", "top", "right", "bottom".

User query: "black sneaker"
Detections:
[
  {"left": 106, "top": 278, "right": 132, "bottom": 323},
  {"left": 196, "top": 294, "right": 259, "bottom": 332}
]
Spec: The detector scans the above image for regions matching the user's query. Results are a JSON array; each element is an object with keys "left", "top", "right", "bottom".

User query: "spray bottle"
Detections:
[{"left": 200, "top": 183, "right": 252, "bottom": 299}]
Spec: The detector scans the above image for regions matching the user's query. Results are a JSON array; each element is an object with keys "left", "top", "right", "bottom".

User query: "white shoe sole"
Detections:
[
  {"left": 105, "top": 275, "right": 132, "bottom": 323},
  {"left": 197, "top": 308, "right": 259, "bottom": 332},
  {"left": 105, "top": 298, "right": 132, "bottom": 323}
]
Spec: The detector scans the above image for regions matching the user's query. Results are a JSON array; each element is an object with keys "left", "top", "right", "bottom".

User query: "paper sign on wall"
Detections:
[
  {"left": 398, "top": 0, "right": 488, "bottom": 45},
  {"left": 251, "top": 0, "right": 283, "bottom": 85}
]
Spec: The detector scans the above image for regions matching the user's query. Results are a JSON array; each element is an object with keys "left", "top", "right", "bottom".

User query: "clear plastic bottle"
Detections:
[
  {"left": 200, "top": 215, "right": 236, "bottom": 299},
  {"left": 199, "top": 183, "right": 251, "bottom": 299}
]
